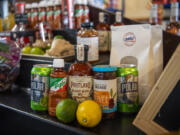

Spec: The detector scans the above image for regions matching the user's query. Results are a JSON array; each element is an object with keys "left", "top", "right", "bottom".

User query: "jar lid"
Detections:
[{"left": 93, "top": 65, "right": 117, "bottom": 72}]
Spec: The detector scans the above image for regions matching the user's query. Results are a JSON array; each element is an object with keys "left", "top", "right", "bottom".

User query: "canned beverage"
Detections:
[
  {"left": 117, "top": 64, "right": 139, "bottom": 113},
  {"left": 31, "top": 64, "right": 52, "bottom": 112}
]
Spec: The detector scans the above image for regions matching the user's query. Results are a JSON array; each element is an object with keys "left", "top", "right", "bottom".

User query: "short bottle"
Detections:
[
  {"left": 48, "top": 59, "right": 68, "bottom": 117},
  {"left": 80, "top": 22, "right": 99, "bottom": 63},
  {"left": 166, "top": 2, "right": 180, "bottom": 35},
  {"left": 68, "top": 45, "right": 93, "bottom": 103},
  {"left": 113, "top": 11, "right": 124, "bottom": 26},
  {"left": 96, "top": 12, "right": 110, "bottom": 53}
]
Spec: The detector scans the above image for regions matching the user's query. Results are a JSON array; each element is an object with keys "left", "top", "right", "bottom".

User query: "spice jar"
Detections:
[
  {"left": 81, "top": 22, "right": 99, "bottom": 63},
  {"left": 93, "top": 65, "right": 117, "bottom": 118}
]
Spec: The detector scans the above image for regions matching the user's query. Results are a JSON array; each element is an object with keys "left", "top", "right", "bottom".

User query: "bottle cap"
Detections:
[
  {"left": 25, "top": 4, "right": 31, "bottom": 9},
  {"left": 75, "top": 0, "right": 83, "bottom": 5},
  {"left": 31, "top": 3, "right": 38, "bottom": 8},
  {"left": 54, "top": 0, "right": 62, "bottom": 5},
  {"left": 47, "top": 1, "right": 54, "bottom": 7},
  {"left": 82, "top": 0, "right": 88, "bottom": 5},
  {"left": 53, "top": 59, "right": 64, "bottom": 68}
]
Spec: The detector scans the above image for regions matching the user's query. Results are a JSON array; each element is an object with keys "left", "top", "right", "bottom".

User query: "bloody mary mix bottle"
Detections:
[
  {"left": 113, "top": 11, "right": 124, "bottom": 26},
  {"left": 48, "top": 59, "right": 67, "bottom": 116},
  {"left": 68, "top": 45, "right": 93, "bottom": 103}
]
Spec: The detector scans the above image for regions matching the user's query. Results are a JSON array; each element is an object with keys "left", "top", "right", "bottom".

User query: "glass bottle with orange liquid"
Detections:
[{"left": 48, "top": 59, "right": 67, "bottom": 116}]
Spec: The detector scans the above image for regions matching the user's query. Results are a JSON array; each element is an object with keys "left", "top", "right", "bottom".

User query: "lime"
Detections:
[
  {"left": 56, "top": 99, "right": 78, "bottom": 123},
  {"left": 30, "top": 47, "right": 45, "bottom": 55},
  {"left": 54, "top": 35, "right": 63, "bottom": 40},
  {"left": 21, "top": 46, "right": 32, "bottom": 54},
  {"left": 76, "top": 100, "right": 102, "bottom": 128}
]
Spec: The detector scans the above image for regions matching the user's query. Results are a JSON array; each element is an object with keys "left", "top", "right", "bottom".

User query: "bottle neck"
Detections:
[
  {"left": 170, "top": 6, "right": 179, "bottom": 23},
  {"left": 150, "top": 10, "right": 158, "bottom": 24},
  {"left": 75, "top": 45, "right": 88, "bottom": 63},
  {"left": 99, "top": 14, "right": 105, "bottom": 23},
  {"left": 115, "top": 13, "right": 122, "bottom": 23}
]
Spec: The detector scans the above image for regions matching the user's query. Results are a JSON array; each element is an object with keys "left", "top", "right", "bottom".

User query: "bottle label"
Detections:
[
  {"left": 39, "top": 11, "right": 46, "bottom": 21},
  {"left": 94, "top": 79, "right": 117, "bottom": 113},
  {"left": 77, "top": 36, "right": 81, "bottom": 45},
  {"left": 50, "top": 77, "right": 67, "bottom": 92},
  {"left": 98, "top": 31, "right": 110, "bottom": 52},
  {"left": 54, "top": 10, "right": 61, "bottom": 19},
  {"left": 75, "top": 8, "right": 83, "bottom": 17},
  {"left": 47, "top": 11, "right": 53, "bottom": 21},
  {"left": 81, "top": 37, "right": 99, "bottom": 62},
  {"left": 68, "top": 76, "right": 93, "bottom": 103},
  {"left": 116, "top": 14, "right": 122, "bottom": 23},
  {"left": 84, "top": 8, "right": 89, "bottom": 17},
  {"left": 77, "top": 45, "right": 85, "bottom": 61},
  {"left": 31, "top": 12, "right": 38, "bottom": 20}
]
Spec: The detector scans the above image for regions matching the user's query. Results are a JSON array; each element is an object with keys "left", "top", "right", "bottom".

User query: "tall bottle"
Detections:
[
  {"left": 74, "top": 0, "right": 83, "bottom": 29},
  {"left": 166, "top": 2, "right": 180, "bottom": 35},
  {"left": 149, "top": 4, "right": 158, "bottom": 25},
  {"left": 113, "top": 11, "right": 124, "bottom": 26},
  {"left": 48, "top": 59, "right": 67, "bottom": 116},
  {"left": 68, "top": 45, "right": 93, "bottom": 103},
  {"left": 46, "top": 1, "right": 54, "bottom": 28},
  {"left": 31, "top": 3, "right": 39, "bottom": 29},
  {"left": 82, "top": 0, "right": 89, "bottom": 23},
  {"left": 38, "top": 1, "right": 46, "bottom": 23},
  {"left": 96, "top": 12, "right": 110, "bottom": 53},
  {"left": 81, "top": 22, "right": 99, "bottom": 63},
  {"left": 53, "top": 0, "right": 62, "bottom": 29}
]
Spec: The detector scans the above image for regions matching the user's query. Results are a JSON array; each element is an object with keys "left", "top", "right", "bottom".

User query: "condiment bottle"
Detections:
[
  {"left": 149, "top": 4, "right": 158, "bottom": 25},
  {"left": 74, "top": 0, "right": 83, "bottom": 29},
  {"left": 96, "top": 12, "right": 110, "bottom": 53},
  {"left": 31, "top": 3, "right": 39, "bottom": 29},
  {"left": 77, "top": 26, "right": 84, "bottom": 45},
  {"left": 38, "top": 1, "right": 46, "bottom": 23},
  {"left": 82, "top": 0, "right": 89, "bottom": 23},
  {"left": 46, "top": 1, "right": 54, "bottom": 28},
  {"left": 166, "top": 2, "right": 180, "bottom": 35},
  {"left": 25, "top": 4, "right": 32, "bottom": 27},
  {"left": 113, "top": 11, "right": 124, "bottom": 26},
  {"left": 62, "top": 7, "right": 69, "bottom": 29},
  {"left": 48, "top": 59, "right": 67, "bottom": 116},
  {"left": 93, "top": 65, "right": 117, "bottom": 118},
  {"left": 68, "top": 45, "right": 93, "bottom": 103},
  {"left": 53, "top": 0, "right": 62, "bottom": 30},
  {"left": 81, "top": 22, "right": 99, "bottom": 63}
]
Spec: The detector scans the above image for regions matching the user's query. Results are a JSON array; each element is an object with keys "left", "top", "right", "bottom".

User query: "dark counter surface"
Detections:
[{"left": 0, "top": 89, "right": 144, "bottom": 135}]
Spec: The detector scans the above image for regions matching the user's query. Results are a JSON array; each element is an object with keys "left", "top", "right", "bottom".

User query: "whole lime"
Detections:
[
  {"left": 56, "top": 99, "right": 78, "bottom": 123},
  {"left": 30, "top": 47, "right": 45, "bottom": 55},
  {"left": 22, "top": 46, "right": 32, "bottom": 54}
]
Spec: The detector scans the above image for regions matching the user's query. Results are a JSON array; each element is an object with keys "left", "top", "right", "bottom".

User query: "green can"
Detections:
[
  {"left": 117, "top": 64, "right": 139, "bottom": 113},
  {"left": 31, "top": 64, "right": 52, "bottom": 112}
]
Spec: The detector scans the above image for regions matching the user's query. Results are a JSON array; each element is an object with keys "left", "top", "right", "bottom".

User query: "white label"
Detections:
[
  {"left": 81, "top": 37, "right": 99, "bottom": 62},
  {"left": 77, "top": 36, "right": 81, "bottom": 45},
  {"left": 68, "top": 76, "right": 93, "bottom": 103},
  {"left": 77, "top": 45, "right": 84, "bottom": 61},
  {"left": 98, "top": 31, "right": 110, "bottom": 52}
]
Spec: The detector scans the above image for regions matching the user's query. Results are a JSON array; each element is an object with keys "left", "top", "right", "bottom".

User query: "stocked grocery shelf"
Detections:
[{"left": 0, "top": 90, "right": 144, "bottom": 135}]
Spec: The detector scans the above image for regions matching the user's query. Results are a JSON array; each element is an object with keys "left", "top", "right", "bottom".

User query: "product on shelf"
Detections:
[
  {"left": 113, "top": 11, "right": 124, "bottom": 26},
  {"left": 149, "top": 4, "right": 159, "bottom": 25},
  {"left": 38, "top": 1, "right": 46, "bottom": 23},
  {"left": 46, "top": 1, "right": 54, "bottom": 28},
  {"left": 53, "top": 0, "right": 62, "bottom": 29},
  {"left": 93, "top": 65, "right": 117, "bottom": 118},
  {"left": 166, "top": 2, "right": 180, "bottom": 35},
  {"left": 25, "top": 3, "right": 32, "bottom": 25},
  {"left": 117, "top": 64, "right": 139, "bottom": 113},
  {"left": 82, "top": 0, "right": 89, "bottom": 23},
  {"left": 0, "top": 18, "right": 3, "bottom": 32},
  {"left": 96, "top": 12, "right": 110, "bottom": 53},
  {"left": 68, "top": 45, "right": 93, "bottom": 103},
  {"left": 30, "top": 64, "right": 52, "bottom": 112},
  {"left": 31, "top": 2, "right": 39, "bottom": 29},
  {"left": 15, "top": 2, "right": 26, "bottom": 14},
  {"left": 74, "top": 0, "right": 84, "bottom": 29},
  {"left": 80, "top": 22, "right": 99, "bottom": 63},
  {"left": 48, "top": 59, "right": 68, "bottom": 116}
]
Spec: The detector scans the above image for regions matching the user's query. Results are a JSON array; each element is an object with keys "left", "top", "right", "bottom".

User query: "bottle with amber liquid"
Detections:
[
  {"left": 31, "top": 3, "right": 39, "bottom": 29},
  {"left": 166, "top": 2, "right": 180, "bottom": 35},
  {"left": 113, "top": 11, "right": 124, "bottom": 26},
  {"left": 48, "top": 59, "right": 67, "bottom": 116},
  {"left": 68, "top": 45, "right": 93, "bottom": 103},
  {"left": 53, "top": 0, "right": 62, "bottom": 30},
  {"left": 81, "top": 22, "right": 99, "bottom": 63},
  {"left": 96, "top": 12, "right": 110, "bottom": 53},
  {"left": 149, "top": 4, "right": 158, "bottom": 25}
]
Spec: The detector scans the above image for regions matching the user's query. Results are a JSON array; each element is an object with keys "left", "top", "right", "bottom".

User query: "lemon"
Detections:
[
  {"left": 30, "top": 47, "right": 45, "bottom": 55},
  {"left": 21, "top": 46, "right": 32, "bottom": 54},
  {"left": 76, "top": 100, "right": 102, "bottom": 128}
]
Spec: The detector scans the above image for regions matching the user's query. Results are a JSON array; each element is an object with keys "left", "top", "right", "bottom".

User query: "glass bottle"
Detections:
[
  {"left": 113, "top": 11, "right": 124, "bottom": 26},
  {"left": 81, "top": 22, "right": 99, "bottom": 63},
  {"left": 46, "top": 1, "right": 54, "bottom": 28},
  {"left": 149, "top": 4, "right": 158, "bottom": 25},
  {"left": 25, "top": 4, "right": 32, "bottom": 28},
  {"left": 74, "top": 0, "right": 83, "bottom": 29},
  {"left": 166, "top": 2, "right": 180, "bottom": 35},
  {"left": 38, "top": 1, "right": 46, "bottom": 23},
  {"left": 31, "top": 3, "right": 38, "bottom": 29},
  {"left": 62, "top": 7, "right": 69, "bottom": 29},
  {"left": 48, "top": 59, "right": 67, "bottom": 116},
  {"left": 82, "top": 0, "right": 89, "bottom": 23},
  {"left": 96, "top": 12, "right": 110, "bottom": 53},
  {"left": 53, "top": 0, "right": 62, "bottom": 30},
  {"left": 68, "top": 45, "right": 93, "bottom": 103}
]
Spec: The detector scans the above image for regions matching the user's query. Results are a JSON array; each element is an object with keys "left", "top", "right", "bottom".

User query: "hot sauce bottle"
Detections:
[
  {"left": 96, "top": 12, "right": 110, "bottom": 53},
  {"left": 68, "top": 45, "right": 93, "bottom": 103},
  {"left": 74, "top": 0, "right": 84, "bottom": 29},
  {"left": 53, "top": 0, "right": 62, "bottom": 30},
  {"left": 113, "top": 11, "right": 124, "bottom": 26},
  {"left": 25, "top": 4, "right": 32, "bottom": 28},
  {"left": 82, "top": 0, "right": 89, "bottom": 23},
  {"left": 166, "top": 2, "right": 180, "bottom": 35},
  {"left": 38, "top": 1, "right": 46, "bottom": 23},
  {"left": 46, "top": 1, "right": 54, "bottom": 28},
  {"left": 31, "top": 3, "right": 39, "bottom": 29},
  {"left": 48, "top": 59, "right": 67, "bottom": 116}
]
